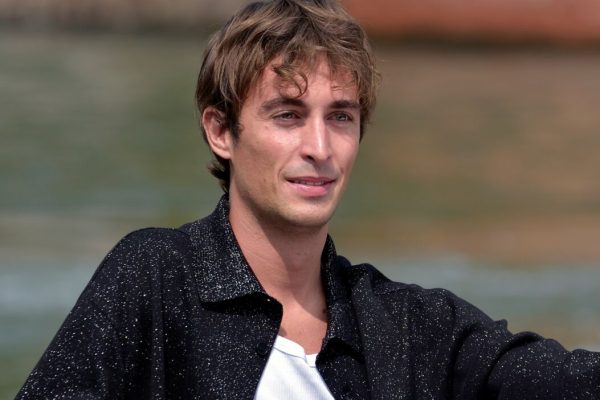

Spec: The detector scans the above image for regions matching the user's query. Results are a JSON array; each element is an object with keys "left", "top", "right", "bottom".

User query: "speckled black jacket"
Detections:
[{"left": 17, "top": 197, "right": 600, "bottom": 400}]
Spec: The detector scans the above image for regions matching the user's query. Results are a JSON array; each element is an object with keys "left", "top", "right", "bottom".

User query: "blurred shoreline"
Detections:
[{"left": 2, "top": 0, "right": 600, "bottom": 46}]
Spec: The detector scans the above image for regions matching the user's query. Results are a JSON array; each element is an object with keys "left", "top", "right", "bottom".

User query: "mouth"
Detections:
[
  {"left": 288, "top": 176, "right": 335, "bottom": 186},
  {"left": 288, "top": 178, "right": 335, "bottom": 186},
  {"left": 286, "top": 176, "right": 337, "bottom": 196}
]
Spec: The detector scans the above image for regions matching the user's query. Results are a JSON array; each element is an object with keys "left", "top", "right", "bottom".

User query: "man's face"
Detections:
[{"left": 226, "top": 57, "right": 361, "bottom": 232}]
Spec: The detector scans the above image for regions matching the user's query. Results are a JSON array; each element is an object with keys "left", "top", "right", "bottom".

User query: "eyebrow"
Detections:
[
  {"left": 330, "top": 100, "right": 360, "bottom": 110},
  {"left": 259, "top": 97, "right": 304, "bottom": 114},
  {"left": 259, "top": 97, "right": 360, "bottom": 114}
]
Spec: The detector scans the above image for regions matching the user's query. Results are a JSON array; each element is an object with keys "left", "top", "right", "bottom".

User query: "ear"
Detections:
[{"left": 202, "top": 107, "right": 234, "bottom": 160}]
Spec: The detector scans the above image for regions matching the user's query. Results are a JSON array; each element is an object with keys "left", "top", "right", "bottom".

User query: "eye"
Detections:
[
  {"left": 274, "top": 111, "right": 298, "bottom": 120},
  {"left": 330, "top": 112, "right": 353, "bottom": 122}
]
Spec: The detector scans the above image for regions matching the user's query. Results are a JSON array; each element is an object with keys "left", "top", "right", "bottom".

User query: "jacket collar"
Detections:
[
  {"left": 321, "top": 242, "right": 364, "bottom": 356},
  {"left": 186, "top": 195, "right": 362, "bottom": 355},
  {"left": 187, "top": 195, "right": 264, "bottom": 302}
]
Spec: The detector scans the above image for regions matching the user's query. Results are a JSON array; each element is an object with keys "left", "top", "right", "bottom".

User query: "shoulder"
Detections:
[
  {"left": 94, "top": 226, "right": 192, "bottom": 277},
  {"left": 99, "top": 215, "right": 214, "bottom": 270},
  {"left": 77, "top": 220, "right": 208, "bottom": 323},
  {"left": 87, "top": 221, "right": 202, "bottom": 298},
  {"left": 339, "top": 259, "right": 490, "bottom": 323},
  {"left": 339, "top": 258, "right": 441, "bottom": 298},
  {"left": 104, "top": 226, "right": 192, "bottom": 261}
]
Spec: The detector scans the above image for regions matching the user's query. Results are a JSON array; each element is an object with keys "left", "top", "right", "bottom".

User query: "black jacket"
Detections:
[{"left": 17, "top": 197, "right": 600, "bottom": 399}]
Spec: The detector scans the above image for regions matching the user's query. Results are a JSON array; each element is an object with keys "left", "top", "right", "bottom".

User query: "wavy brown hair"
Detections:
[{"left": 195, "top": 0, "right": 380, "bottom": 192}]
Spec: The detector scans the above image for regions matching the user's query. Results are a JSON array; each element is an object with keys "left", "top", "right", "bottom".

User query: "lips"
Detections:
[
  {"left": 287, "top": 177, "right": 335, "bottom": 186},
  {"left": 288, "top": 178, "right": 334, "bottom": 186},
  {"left": 286, "top": 176, "right": 337, "bottom": 197}
]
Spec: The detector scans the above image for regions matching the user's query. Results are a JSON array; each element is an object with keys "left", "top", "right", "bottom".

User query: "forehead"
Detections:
[{"left": 248, "top": 56, "right": 358, "bottom": 103}]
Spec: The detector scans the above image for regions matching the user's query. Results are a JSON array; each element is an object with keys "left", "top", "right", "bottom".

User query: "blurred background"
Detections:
[{"left": 2, "top": 0, "right": 600, "bottom": 397}]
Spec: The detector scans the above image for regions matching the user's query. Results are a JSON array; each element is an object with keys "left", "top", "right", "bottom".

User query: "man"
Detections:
[{"left": 17, "top": 0, "right": 600, "bottom": 399}]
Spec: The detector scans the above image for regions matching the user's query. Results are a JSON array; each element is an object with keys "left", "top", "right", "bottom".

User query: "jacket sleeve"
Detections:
[
  {"left": 15, "top": 228, "right": 177, "bottom": 400},
  {"left": 485, "top": 332, "right": 600, "bottom": 399},
  {"left": 446, "top": 290, "right": 600, "bottom": 400}
]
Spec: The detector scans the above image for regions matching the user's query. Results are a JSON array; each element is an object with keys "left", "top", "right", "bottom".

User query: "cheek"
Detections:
[
  {"left": 242, "top": 138, "right": 289, "bottom": 185},
  {"left": 255, "top": 131, "right": 297, "bottom": 166},
  {"left": 338, "top": 137, "right": 360, "bottom": 169}
]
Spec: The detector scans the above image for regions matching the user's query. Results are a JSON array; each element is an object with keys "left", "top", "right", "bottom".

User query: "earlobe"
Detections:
[{"left": 202, "top": 107, "right": 233, "bottom": 160}]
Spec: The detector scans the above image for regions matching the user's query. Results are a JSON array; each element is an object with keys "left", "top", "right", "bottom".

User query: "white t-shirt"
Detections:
[{"left": 254, "top": 335, "right": 335, "bottom": 400}]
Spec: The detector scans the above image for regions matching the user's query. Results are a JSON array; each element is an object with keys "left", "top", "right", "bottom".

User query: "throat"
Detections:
[{"left": 278, "top": 300, "right": 328, "bottom": 355}]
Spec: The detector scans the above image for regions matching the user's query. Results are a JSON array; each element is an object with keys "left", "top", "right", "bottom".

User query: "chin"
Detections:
[{"left": 280, "top": 205, "right": 336, "bottom": 231}]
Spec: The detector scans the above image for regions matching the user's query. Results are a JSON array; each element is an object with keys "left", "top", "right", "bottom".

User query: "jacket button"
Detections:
[{"left": 256, "top": 342, "right": 270, "bottom": 357}]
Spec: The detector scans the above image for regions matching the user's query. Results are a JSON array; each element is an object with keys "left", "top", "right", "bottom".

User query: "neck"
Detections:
[{"left": 228, "top": 199, "right": 328, "bottom": 304}]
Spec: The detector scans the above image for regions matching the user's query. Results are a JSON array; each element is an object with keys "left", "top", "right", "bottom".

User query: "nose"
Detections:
[{"left": 300, "top": 117, "right": 332, "bottom": 163}]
